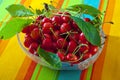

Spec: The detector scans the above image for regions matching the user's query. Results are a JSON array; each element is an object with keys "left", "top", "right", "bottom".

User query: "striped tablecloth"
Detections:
[{"left": 0, "top": 0, "right": 120, "bottom": 80}]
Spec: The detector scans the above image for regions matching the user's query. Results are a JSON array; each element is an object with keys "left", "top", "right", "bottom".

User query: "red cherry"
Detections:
[
  {"left": 44, "top": 34, "right": 51, "bottom": 39},
  {"left": 52, "top": 30, "right": 60, "bottom": 41},
  {"left": 82, "top": 53, "right": 92, "bottom": 60},
  {"left": 42, "top": 38, "right": 53, "bottom": 49},
  {"left": 79, "top": 44, "right": 89, "bottom": 53},
  {"left": 79, "top": 32, "right": 88, "bottom": 44},
  {"left": 66, "top": 53, "right": 78, "bottom": 61},
  {"left": 22, "top": 26, "right": 30, "bottom": 34},
  {"left": 31, "top": 28, "right": 40, "bottom": 40},
  {"left": 52, "top": 16, "right": 62, "bottom": 25},
  {"left": 57, "top": 38, "right": 68, "bottom": 49},
  {"left": 68, "top": 40, "right": 77, "bottom": 53},
  {"left": 29, "top": 46, "right": 35, "bottom": 54},
  {"left": 69, "top": 33, "right": 79, "bottom": 42},
  {"left": 61, "top": 16, "right": 70, "bottom": 23},
  {"left": 57, "top": 52, "right": 65, "bottom": 61},
  {"left": 28, "top": 42, "right": 39, "bottom": 54},
  {"left": 41, "top": 17, "right": 51, "bottom": 26},
  {"left": 36, "top": 15, "right": 44, "bottom": 21},
  {"left": 90, "top": 45, "right": 98, "bottom": 55},
  {"left": 84, "top": 18, "right": 90, "bottom": 22},
  {"left": 24, "top": 35, "right": 33, "bottom": 48},
  {"left": 29, "top": 24, "right": 38, "bottom": 32},
  {"left": 60, "top": 23, "right": 71, "bottom": 33},
  {"left": 42, "top": 22, "right": 53, "bottom": 34},
  {"left": 29, "top": 42, "right": 39, "bottom": 50}
]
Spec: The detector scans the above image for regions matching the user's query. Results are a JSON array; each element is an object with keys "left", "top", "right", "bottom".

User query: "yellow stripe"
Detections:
[
  {"left": 101, "top": 0, "right": 120, "bottom": 80},
  {"left": 0, "top": 36, "right": 26, "bottom": 80}
]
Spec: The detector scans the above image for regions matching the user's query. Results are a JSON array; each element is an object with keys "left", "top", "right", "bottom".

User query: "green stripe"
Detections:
[
  {"left": 37, "top": 67, "right": 58, "bottom": 80},
  {"left": 101, "top": 0, "right": 109, "bottom": 21},
  {"left": 68, "top": 0, "right": 84, "bottom": 7},
  {"left": 31, "top": 64, "right": 41, "bottom": 80},
  {"left": 86, "top": 65, "right": 93, "bottom": 80},
  {"left": 0, "top": 0, "right": 21, "bottom": 21},
  {"left": 61, "top": 0, "right": 68, "bottom": 8},
  {"left": 0, "top": 0, "right": 21, "bottom": 28}
]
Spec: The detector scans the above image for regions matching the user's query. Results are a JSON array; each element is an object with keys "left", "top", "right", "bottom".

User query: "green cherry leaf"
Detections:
[
  {"left": 0, "top": 18, "right": 33, "bottom": 39},
  {"left": 71, "top": 16, "right": 101, "bottom": 46},
  {"left": 6, "top": 4, "right": 34, "bottom": 17},
  {"left": 37, "top": 47, "right": 62, "bottom": 69},
  {"left": 66, "top": 4, "right": 101, "bottom": 17}
]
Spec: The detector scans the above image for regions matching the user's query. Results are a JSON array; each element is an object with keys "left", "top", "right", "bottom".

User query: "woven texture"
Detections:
[{"left": 0, "top": 0, "right": 120, "bottom": 80}]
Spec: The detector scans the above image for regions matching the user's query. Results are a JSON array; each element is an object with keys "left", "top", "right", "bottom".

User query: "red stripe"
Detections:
[
  {"left": 24, "top": 61, "right": 37, "bottom": 80},
  {"left": 80, "top": 69, "right": 88, "bottom": 80}
]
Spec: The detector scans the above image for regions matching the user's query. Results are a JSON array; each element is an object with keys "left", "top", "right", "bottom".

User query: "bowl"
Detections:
[{"left": 17, "top": 28, "right": 105, "bottom": 70}]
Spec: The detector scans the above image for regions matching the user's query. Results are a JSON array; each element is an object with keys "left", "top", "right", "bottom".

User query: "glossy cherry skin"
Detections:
[
  {"left": 68, "top": 40, "right": 77, "bottom": 53},
  {"left": 41, "top": 17, "right": 51, "bottom": 26},
  {"left": 41, "top": 38, "right": 53, "bottom": 50},
  {"left": 79, "top": 44, "right": 89, "bottom": 53},
  {"left": 28, "top": 42, "right": 39, "bottom": 54},
  {"left": 57, "top": 52, "right": 65, "bottom": 61},
  {"left": 24, "top": 34, "right": 33, "bottom": 48},
  {"left": 42, "top": 22, "right": 54, "bottom": 34},
  {"left": 52, "top": 16, "right": 62, "bottom": 26},
  {"left": 79, "top": 32, "right": 89, "bottom": 44},
  {"left": 61, "top": 16, "right": 70, "bottom": 23},
  {"left": 82, "top": 53, "right": 92, "bottom": 60},
  {"left": 60, "top": 23, "right": 71, "bottom": 33},
  {"left": 90, "top": 45, "right": 98, "bottom": 55},
  {"left": 56, "top": 38, "right": 68, "bottom": 49},
  {"left": 66, "top": 53, "right": 78, "bottom": 61},
  {"left": 31, "top": 28, "right": 40, "bottom": 40}
]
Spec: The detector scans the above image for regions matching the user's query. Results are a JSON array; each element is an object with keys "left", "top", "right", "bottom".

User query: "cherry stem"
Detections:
[
  {"left": 62, "top": 32, "right": 70, "bottom": 49},
  {"left": 66, "top": 54, "right": 83, "bottom": 63},
  {"left": 50, "top": 28, "right": 57, "bottom": 39},
  {"left": 38, "top": 24, "right": 45, "bottom": 39},
  {"left": 72, "top": 44, "right": 88, "bottom": 55}
]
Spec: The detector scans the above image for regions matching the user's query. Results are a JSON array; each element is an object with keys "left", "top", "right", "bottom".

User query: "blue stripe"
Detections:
[
  {"left": 84, "top": 0, "right": 100, "bottom": 8},
  {"left": 58, "top": 70, "right": 82, "bottom": 80}
]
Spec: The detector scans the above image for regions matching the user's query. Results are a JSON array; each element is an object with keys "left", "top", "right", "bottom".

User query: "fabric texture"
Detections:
[{"left": 0, "top": 0, "right": 120, "bottom": 80}]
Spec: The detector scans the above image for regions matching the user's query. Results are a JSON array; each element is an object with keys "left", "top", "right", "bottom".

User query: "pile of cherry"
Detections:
[{"left": 22, "top": 12, "right": 98, "bottom": 63}]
